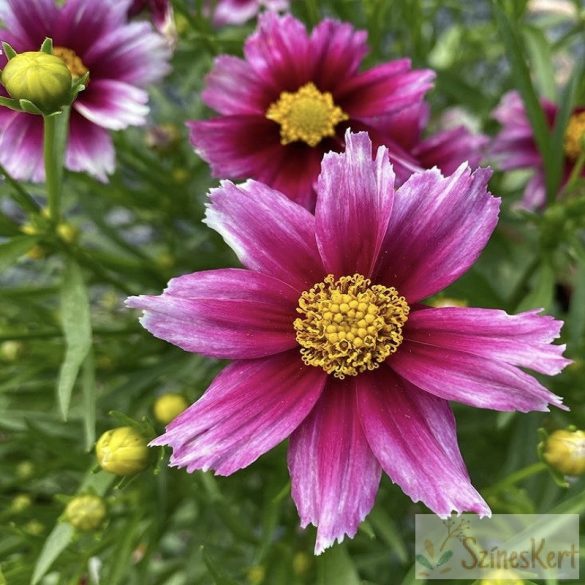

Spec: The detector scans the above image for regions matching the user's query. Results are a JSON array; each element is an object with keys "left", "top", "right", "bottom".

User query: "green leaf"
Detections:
[
  {"left": 369, "top": 507, "right": 408, "bottom": 563},
  {"left": 0, "top": 236, "right": 37, "bottom": 272},
  {"left": 40, "top": 37, "right": 53, "bottom": 54},
  {"left": 493, "top": 2, "right": 552, "bottom": 189},
  {"left": 31, "top": 523, "right": 74, "bottom": 585},
  {"left": 18, "top": 99, "right": 43, "bottom": 115},
  {"left": 317, "top": 545, "right": 361, "bottom": 585},
  {"left": 57, "top": 259, "right": 92, "bottom": 420},
  {"left": 522, "top": 25, "right": 556, "bottom": 101},
  {"left": 415, "top": 554, "right": 434, "bottom": 571},
  {"left": 437, "top": 550, "right": 453, "bottom": 566},
  {"left": 1, "top": 42, "right": 16, "bottom": 60},
  {"left": 81, "top": 350, "right": 96, "bottom": 450},
  {"left": 516, "top": 261, "right": 555, "bottom": 312},
  {"left": 568, "top": 258, "right": 585, "bottom": 347}
]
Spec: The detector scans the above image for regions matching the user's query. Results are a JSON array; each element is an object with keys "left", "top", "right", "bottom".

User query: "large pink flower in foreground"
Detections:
[
  {"left": 188, "top": 13, "right": 436, "bottom": 208},
  {"left": 491, "top": 91, "right": 585, "bottom": 208},
  {"left": 0, "top": 0, "right": 170, "bottom": 182},
  {"left": 127, "top": 131, "right": 569, "bottom": 554}
]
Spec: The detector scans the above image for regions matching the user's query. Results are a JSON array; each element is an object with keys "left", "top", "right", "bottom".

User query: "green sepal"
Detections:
[
  {"left": 18, "top": 99, "right": 43, "bottom": 115},
  {"left": 0, "top": 95, "right": 22, "bottom": 112},
  {"left": 40, "top": 37, "right": 53, "bottom": 54},
  {"left": 1, "top": 42, "right": 17, "bottom": 60}
]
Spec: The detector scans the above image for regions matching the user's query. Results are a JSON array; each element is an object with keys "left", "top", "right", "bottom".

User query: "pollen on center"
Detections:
[
  {"left": 266, "top": 82, "right": 348, "bottom": 147},
  {"left": 53, "top": 46, "right": 88, "bottom": 79},
  {"left": 294, "top": 274, "right": 410, "bottom": 379}
]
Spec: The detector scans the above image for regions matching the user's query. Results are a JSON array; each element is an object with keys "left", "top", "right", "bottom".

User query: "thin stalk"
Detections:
[
  {"left": 485, "top": 461, "right": 547, "bottom": 494},
  {"left": 43, "top": 107, "right": 69, "bottom": 222}
]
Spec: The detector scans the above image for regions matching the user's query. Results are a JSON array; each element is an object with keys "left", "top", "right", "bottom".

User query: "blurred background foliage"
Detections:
[{"left": 1, "top": 0, "right": 585, "bottom": 584}]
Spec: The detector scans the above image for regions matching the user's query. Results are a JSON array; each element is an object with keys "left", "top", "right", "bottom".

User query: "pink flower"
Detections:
[
  {"left": 0, "top": 0, "right": 171, "bottom": 182},
  {"left": 127, "top": 130, "right": 569, "bottom": 554},
  {"left": 128, "top": 0, "right": 176, "bottom": 46},
  {"left": 490, "top": 91, "right": 585, "bottom": 208},
  {"left": 188, "top": 13, "right": 435, "bottom": 208},
  {"left": 212, "top": 0, "right": 290, "bottom": 27}
]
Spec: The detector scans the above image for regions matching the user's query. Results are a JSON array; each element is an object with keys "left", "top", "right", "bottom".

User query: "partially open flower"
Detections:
[
  {"left": 153, "top": 393, "right": 189, "bottom": 425},
  {"left": 543, "top": 429, "right": 585, "bottom": 476},
  {"left": 64, "top": 494, "right": 107, "bottom": 532},
  {"left": 1, "top": 51, "right": 72, "bottom": 114},
  {"left": 96, "top": 426, "right": 150, "bottom": 476}
]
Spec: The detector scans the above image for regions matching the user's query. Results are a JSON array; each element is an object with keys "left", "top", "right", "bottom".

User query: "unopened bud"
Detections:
[
  {"left": 543, "top": 429, "right": 585, "bottom": 476},
  {"left": 479, "top": 568, "right": 524, "bottom": 584},
  {"left": 1, "top": 51, "right": 72, "bottom": 113},
  {"left": 64, "top": 494, "right": 107, "bottom": 532},
  {"left": 153, "top": 393, "right": 188, "bottom": 425},
  {"left": 96, "top": 426, "right": 150, "bottom": 475}
]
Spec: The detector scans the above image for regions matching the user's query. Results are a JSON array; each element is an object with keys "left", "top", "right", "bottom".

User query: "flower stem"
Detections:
[
  {"left": 43, "top": 106, "right": 70, "bottom": 222},
  {"left": 565, "top": 149, "right": 585, "bottom": 192},
  {"left": 485, "top": 461, "right": 548, "bottom": 494}
]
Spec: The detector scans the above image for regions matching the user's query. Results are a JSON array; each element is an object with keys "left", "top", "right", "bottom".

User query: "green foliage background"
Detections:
[{"left": 1, "top": 0, "right": 585, "bottom": 584}]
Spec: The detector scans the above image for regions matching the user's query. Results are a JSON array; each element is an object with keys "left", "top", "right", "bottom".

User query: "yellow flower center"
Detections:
[
  {"left": 53, "top": 46, "right": 88, "bottom": 79},
  {"left": 266, "top": 82, "right": 348, "bottom": 147},
  {"left": 294, "top": 274, "right": 409, "bottom": 379},
  {"left": 564, "top": 112, "right": 585, "bottom": 159}
]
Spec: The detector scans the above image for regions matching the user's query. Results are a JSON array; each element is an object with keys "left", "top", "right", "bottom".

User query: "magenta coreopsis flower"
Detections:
[
  {"left": 491, "top": 91, "right": 585, "bottom": 208},
  {"left": 127, "top": 130, "right": 569, "bottom": 554},
  {"left": 212, "top": 0, "right": 290, "bottom": 26},
  {"left": 0, "top": 0, "right": 170, "bottom": 182},
  {"left": 188, "top": 13, "right": 435, "bottom": 208},
  {"left": 128, "top": 0, "right": 176, "bottom": 45}
]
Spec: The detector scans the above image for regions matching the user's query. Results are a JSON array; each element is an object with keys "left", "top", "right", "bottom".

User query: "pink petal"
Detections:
[
  {"left": 315, "top": 130, "right": 395, "bottom": 277},
  {"left": 337, "top": 60, "right": 435, "bottom": 118},
  {"left": 244, "top": 13, "right": 311, "bottom": 91},
  {"left": 308, "top": 19, "right": 368, "bottom": 91},
  {"left": 83, "top": 21, "right": 171, "bottom": 87},
  {"left": 126, "top": 268, "right": 299, "bottom": 359},
  {"left": 357, "top": 367, "right": 490, "bottom": 516},
  {"left": 202, "top": 56, "right": 270, "bottom": 115},
  {"left": 374, "top": 165, "right": 500, "bottom": 303},
  {"left": 0, "top": 0, "right": 58, "bottom": 49},
  {"left": 414, "top": 126, "right": 489, "bottom": 175},
  {"left": 205, "top": 179, "right": 325, "bottom": 291},
  {"left": 152, "top": 351, "right": 326, "bottom": 475},
  {"left": 404, "top": 307, "right": 570, "bottom": 375},
  {"left": 0, "top": 111, "right": 45, "bottom": 182},
  {"left": 74, "top": 80, "right": 149, "bottom": 130},
  {"left": 288, "top": 379, "right": 382, "bottom": 554},
  {"left": 66, "top": 112, "right": 115, "bottom": 182},
  {"left": 390, "top": 339, "right": 566, "bottom": 412},
  {"left": 212, "top": 0, "right": 261, "bottom": 26},
  {"left": 521, "top": 171, "right": 547, "bottom": 209}
]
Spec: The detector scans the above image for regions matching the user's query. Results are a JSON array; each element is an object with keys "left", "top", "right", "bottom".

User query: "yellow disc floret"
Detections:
[
  {"left": 53, "top": 46, "right": 88, "bottom": 79},
  {"left": 564, "top": 112, "right": 585, "bottom": 160},
  {"left": 294, "top": 274, "right": 409, "bottom": 378},
  {"left": 1, "top": 51, "right": 72, "bottom": 113},
  {"left": 266, "top": 82, "right": 348, "bottom": 147}
]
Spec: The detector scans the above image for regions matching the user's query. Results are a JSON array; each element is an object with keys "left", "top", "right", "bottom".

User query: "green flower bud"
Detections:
[
  {"left": 10, "top": 494, "right": 32, "bottom": 513},
  {"left": 96, "top": 426, "right": 150, "bottom": 476},
  {"left": 479, "top": 569, "right": 524, "bottom": 585},
  {"left": 1, "top": 51, "right": 72, "bottom": 113},
  {"left": 543, "top": 429, "right": 585, "bottom": 476},
  {"left": 64, "top": 494, "right": 107, "bottom": 532},
  {"left": 153, "top": 393, "right": 188, "bottom": 425}
]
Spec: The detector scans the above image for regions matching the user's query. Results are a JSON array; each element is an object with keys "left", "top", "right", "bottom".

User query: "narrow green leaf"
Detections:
[
  {"left": 18, "top": 99, "right": 43, "bottom": 115},
  {"left": 317, "top": 545, "right": 361, "bottom": 585},
  {"left": 522, "top": 25, "right": 556, "bottom": 101},
  {"left": 1, "top": 42, "right": 16, "bottom": 60},
  {"left": 437, "top": 550, "right": 453, "bottom": 566},
  {"left": 58, "top": 259, "right": 92, "bottom": 419},
  {"left": 369, "top": 507, "right": 408, "bottom": 563},
  {"left": 415, "top": 554, "right": 434, "bottom": 571},
  {"left": 516, "top": 261, "right": 555, "bottom": 312},
  {"left": 568, "top": 258, "right": 585, "bottom": 347},
  {"left": 493, "top": 2, "right": 552, "bottom": 186},
  {"left": 0, "top": 236, "right": 37, "bottom": 272},
  {"left": 82, "top": 349, "right": 96, "bottom": 450},
  {"left": 31, "top": 523, "right": 74, "bottom": 585}
]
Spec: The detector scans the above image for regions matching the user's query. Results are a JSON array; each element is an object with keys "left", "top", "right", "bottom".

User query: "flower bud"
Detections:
[
  {"left": 153, "top": 393, "right": 188, "bottom": 425},
  {"left": 96, "top": 426, "right": 150, "bottom": 475},
  {"left": 64, "top": 494, "right": 107, "bottom": 532},
  {"left": 543, "top": 429, "right": 585, "bottom": 476},
  {"left": 1, "top": 51, "right": 72, "bottom": 113},
  {"left": 1, "top": 340, "right": 23, "bottom": 361},
  {"left": 479, "top": 569, "right": 524, "bottom": 584},
  {"left": 10, "top": 494, "right": 32, "bottom": 513}
]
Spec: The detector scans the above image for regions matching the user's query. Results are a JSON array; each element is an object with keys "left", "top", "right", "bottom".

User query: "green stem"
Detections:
[
  {"left": 43, "top": 107, "right": 69, "bottom": 222},
  {"left": 564, "top": 149, "right": 585, "bottom": 193},
  {"left": 485, "top": 461, "right": 548, "bottom": 494}
]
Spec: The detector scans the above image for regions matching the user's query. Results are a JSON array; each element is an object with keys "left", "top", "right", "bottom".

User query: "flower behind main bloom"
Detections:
[
  {"left": 127, "top": 130, "right": 569, "bottom": 554},
  {"left": 490, "top": 91, "right": 585, "bottom": 208},
  {"left": 0, "top": 0, "right": 171, "bottom": 182},
  {"left": 188, "top": 13, "right": 437, "bottom": 209}
]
